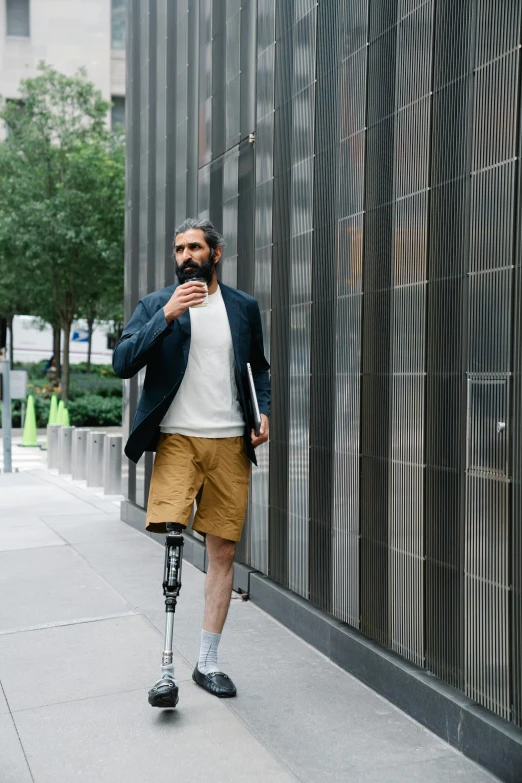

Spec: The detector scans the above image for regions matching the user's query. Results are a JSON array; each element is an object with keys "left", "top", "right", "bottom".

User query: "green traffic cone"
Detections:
[
  {"left": 20, "top": 395, "right": 38, "bottom": 447},
  {"left": 48, "top": 393, "right": 59, "bottom": 425},
  {"left": 57, "top": 399, "right": 65, "bottom": 425},
  {"left": 62, "top": 406, "right": 70, "bottom": 427}
]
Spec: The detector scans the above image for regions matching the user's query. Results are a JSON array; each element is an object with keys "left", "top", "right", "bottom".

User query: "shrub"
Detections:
[
  {"left": 72, "top": 362, "right": 117, "bottom": 378},
  {"left": 67, "top": 394, "right": 122, "bottom": 426},
  {"left": 68, "top": 376, "right": 122, "bottom": 400}
]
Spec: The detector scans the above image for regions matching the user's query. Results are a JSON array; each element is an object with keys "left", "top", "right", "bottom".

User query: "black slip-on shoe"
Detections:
[
  {"left": 192, "top": 666, "right": 237, "bottom": 698},
  {"left": 148, "top": 678, "right": 179, "bottom": 708}
]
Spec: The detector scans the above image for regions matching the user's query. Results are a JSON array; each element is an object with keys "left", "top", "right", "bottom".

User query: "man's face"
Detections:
[{"left": 174, "top": 228, "right": 221, "bottom": 285}]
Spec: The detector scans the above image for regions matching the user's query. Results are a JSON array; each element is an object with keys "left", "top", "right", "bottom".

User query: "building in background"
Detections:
[
  {"left": 9, "top": 315, "right": 114, "bottom": 365},
  {"left": 0, "top": 0, "right": 126, "bottom": 362},
  {"left": 0, "top": 0, "right": 126, "bottom": 133},
  {"left": 123, "top": 0, "right": 522, "bottom": 767}
]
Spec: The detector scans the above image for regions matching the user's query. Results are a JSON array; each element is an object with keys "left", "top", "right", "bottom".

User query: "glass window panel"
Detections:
[
  {"left": 6, "top": 0, "right": 30, "bottom": 37},
  {"left": 111, "top": 0, "right": 127, "bottom": 50}
]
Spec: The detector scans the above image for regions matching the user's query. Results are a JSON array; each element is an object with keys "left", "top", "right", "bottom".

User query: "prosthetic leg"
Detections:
[{"left": 148, "top": 523, "right": 185, "bottom": 708}]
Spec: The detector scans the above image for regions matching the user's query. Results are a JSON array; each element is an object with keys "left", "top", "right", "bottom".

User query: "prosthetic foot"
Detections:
[{"left": 148, "top": 523, "right": 184, "bottom": 708}]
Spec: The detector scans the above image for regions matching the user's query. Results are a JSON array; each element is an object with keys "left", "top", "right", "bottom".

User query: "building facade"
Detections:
[
  {"left": 0, "top": 0, "right": 126, "bottom": 131},
  {"left": 123, "top": 0, "right": 522, "bottom": 736}
]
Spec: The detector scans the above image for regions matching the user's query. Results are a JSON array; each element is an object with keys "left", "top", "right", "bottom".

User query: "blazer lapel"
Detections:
[{"left": 219, "top": 282, "right": 241, "bottom": 351}]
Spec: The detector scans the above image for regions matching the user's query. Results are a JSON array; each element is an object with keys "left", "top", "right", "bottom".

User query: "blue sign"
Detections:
[{"left": 72, "top": 329, "right": 89, "bottom": 343}]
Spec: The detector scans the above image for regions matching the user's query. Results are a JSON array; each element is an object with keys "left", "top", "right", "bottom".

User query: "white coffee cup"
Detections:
[{"left": 190, "top": 278, "right": 208, "bottom": 308}]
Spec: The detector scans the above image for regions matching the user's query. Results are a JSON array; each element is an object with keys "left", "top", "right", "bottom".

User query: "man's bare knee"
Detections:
[{"left": 206, "top": 535, "right": 235, "bottom": 569}]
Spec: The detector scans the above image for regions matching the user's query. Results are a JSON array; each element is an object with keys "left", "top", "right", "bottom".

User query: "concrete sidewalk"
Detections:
[{"left": 0, "top": 469, "right": 499, "bottom": 782}]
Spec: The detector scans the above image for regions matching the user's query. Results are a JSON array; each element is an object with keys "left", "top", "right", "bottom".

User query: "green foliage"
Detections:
[
  {"left": 0, "top": 63, "right": 125, "bottom": 399},
  {"left": 69, "top": 362, "right": 117, "bottom": 378},
  {"left": 68, "top": 377, "right": 122, "bottom": 400},
  {"left": 3, "top": 362, "right": 123, "bottom": 427},
  {"left": 67, "top": 394, "right": 122, "bottom": 427}
]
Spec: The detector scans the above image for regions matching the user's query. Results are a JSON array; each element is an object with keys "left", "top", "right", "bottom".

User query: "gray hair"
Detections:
[{"left": 173, "top": 218, "right": 225, "bottom": 254}]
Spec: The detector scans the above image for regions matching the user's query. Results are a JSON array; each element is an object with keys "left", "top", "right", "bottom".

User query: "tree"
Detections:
[
  {"left": 0, "top": 64, "right": 125, "bottom": 397},
  {"left": 74, "top": 135, "right": 125, "bottom": 372}
]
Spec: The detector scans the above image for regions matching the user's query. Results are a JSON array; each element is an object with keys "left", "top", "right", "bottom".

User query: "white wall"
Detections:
[{"left": 11, "top": 315, "right": 114, "bottom": 365}]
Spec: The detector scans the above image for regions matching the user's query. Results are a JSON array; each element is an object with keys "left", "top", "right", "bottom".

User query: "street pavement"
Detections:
[{"left": 0, "top": 461, "right": 501, "bottom": 782}]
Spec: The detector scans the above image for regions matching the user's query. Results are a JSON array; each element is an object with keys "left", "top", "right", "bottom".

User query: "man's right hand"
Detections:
[{"left": 163, "top": 281, "right": 207, "bottom": 324}]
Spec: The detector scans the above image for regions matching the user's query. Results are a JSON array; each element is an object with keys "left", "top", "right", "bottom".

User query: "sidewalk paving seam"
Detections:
[
  {"left": 0, "top": 611, "right": 137, "bottom": 636},
  {"left": 0, "top": 680, "right": 36, "bottom": 783},
  {"left": 9, "top": 683, "right": 191, "bottom": 716}
]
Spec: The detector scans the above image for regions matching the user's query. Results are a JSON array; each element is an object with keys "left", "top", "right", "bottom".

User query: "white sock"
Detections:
[
  {"left": 198, "top": 629, "right": 221, "bottom": 674},
  {"left": 159, "top": 663, "right": 176, "bottom": 684}
]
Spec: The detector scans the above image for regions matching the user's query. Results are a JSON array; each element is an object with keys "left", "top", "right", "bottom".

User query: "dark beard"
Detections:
[{"left": 176, "top": 256, "right": 215, "bottom": 285}]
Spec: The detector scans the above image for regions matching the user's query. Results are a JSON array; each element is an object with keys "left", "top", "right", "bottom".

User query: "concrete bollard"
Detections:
[
  {"left": 58, "top": 426, "right": 75, "bottom": 474},
  {"left": 103, "top": 435, "right": 122, "bottom": 495},
  {"left": 86, "top": 431, "right": 106, "bottom": 487},
  {"left": 47, "top": 424, "right": 62, "bottom": 469},
  {"left": 72, "top": 428, "right": 90, "bottom": 480}
]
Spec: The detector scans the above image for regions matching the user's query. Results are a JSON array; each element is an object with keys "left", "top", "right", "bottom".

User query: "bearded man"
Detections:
[{"left": 113, "top": 218, "right": 270, "bottom": 708}]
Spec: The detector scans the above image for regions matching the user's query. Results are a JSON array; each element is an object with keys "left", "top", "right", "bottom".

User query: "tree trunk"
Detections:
[
  {"left": 7, "top": 315, "right": 14, "bottom": 369},
  {"left": 53, "top": 326, "right": 61, "bottom": 379},
  {"left": 61, "top": 321, "right": 71, "bottom": 400},
  {"left": 86, "top": 317, "right": 94, "bottom": 374}
]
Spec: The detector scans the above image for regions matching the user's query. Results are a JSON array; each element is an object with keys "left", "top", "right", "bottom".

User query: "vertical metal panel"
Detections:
[
  {"left": 268, "top": 0, "right": 295, "bottom": 587},
  {"left": 240, "top": 0, "right": 257, "bottom": 139},
  {"left": 388, "top": 0, "right": 433, "bottom": 671},
  {"left": 163, "top": 0, "right": 178, "bottom": 285},
  {"left": 155, "top": 0, "right": 167, "bottom": 288},
  {"left": 287, "top": 5, "right": 316, "bottom": 600},
  {"left": 250, "top": 0, "right": 276, "bottom": 575},
  {"left": 359, "top": 0, "right": 398, "bottom": 649},
  {"left": 175, "top": 2, "right": 189, "bottom": 225},
  {"left": 138, "top": 0, "right": 150, "bottom": 301},
  {"left": 309, "top": 0, "right": 341, "bottom": 614},
  {"left": 123, "top": 0, "right": 141, "bottom": 505},
  {"left": 463, "top": 3, "right": 520, "bottom": 722},
  {"left": 331, "top": 0, "right": 368, "bottom": 626},
  {"left": 198, "top": 0, "right": 212, "bottom": 168},
  {"left": 512, "top": 28, "right": 522, "bottom": 725},
  {"left": 221, "top": 148, "right": 239, "bottom": 288},
  {"left": 425, "top": 0, "right": 475, "bottom": 692}
]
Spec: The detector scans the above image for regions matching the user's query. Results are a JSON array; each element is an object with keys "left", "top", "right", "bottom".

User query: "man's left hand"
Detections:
[{"left": 251, "top": 414, "right": 269, "bottom": 448}]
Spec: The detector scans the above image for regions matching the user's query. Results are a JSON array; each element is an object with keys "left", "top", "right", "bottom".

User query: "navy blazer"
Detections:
[{"left": 112, "top": 281, "right": 271, "bottom": 466}]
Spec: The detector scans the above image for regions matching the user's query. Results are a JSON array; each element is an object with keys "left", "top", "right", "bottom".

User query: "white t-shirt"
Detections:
[{"left": 160, "top": 286, "right": 245, "bottom": 438}]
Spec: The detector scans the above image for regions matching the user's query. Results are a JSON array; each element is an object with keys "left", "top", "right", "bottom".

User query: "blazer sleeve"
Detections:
[
  {"left": 248, "top": 300, "right": 271, "bottom": 417},
  {"left": 112, "top": 300, "right": 170, "bottom": 379}
]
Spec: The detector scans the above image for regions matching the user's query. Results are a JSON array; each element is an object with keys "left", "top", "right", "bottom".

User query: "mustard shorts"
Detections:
[{"left": 146, "top": 434, "right": 251, "bottom": 542}]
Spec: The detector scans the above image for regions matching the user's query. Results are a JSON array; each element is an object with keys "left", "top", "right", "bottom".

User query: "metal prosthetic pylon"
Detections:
[{"left": 148, "top": 523, "right": 185, "bottom": 708}]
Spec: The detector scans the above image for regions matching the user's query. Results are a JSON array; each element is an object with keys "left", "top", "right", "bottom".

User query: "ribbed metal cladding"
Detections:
[
  {"left": 123, "top": 0, "right": 142, "bottom": 505},
  {"left": 513, "top": 34, "right": 522, "bottom": 726},
  {"left": 331, "top": 0, "right": 368, "bottom": 627},
  {"left": 250, "top": 0, "right": 275, "bottom": 575},
  {"left": 268, "top": 0, "right": 295, "bottom": 588},
  {"left": 123, "top": 0, "right": 522, "bottom": 730},
  {"left": 425, "top": 0, "right": 474, "bottom": 693},
  {"left": 388, "top": 0, "right": 433, "bottom": 668},
  {"left": 287, "top": 3, "right": 316, "bottom": 600},
  {"left": 175, "top": 0, "right": 189, "bottom": 225},
  {"left": 359, "top": 0, "right": 399, "bottom": 650},
  {"left": 308, "top": 0, "right": 340, "bottom": 613},
  {"left": 463, "top": 0, "right": 520, "bottom": 722}
]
